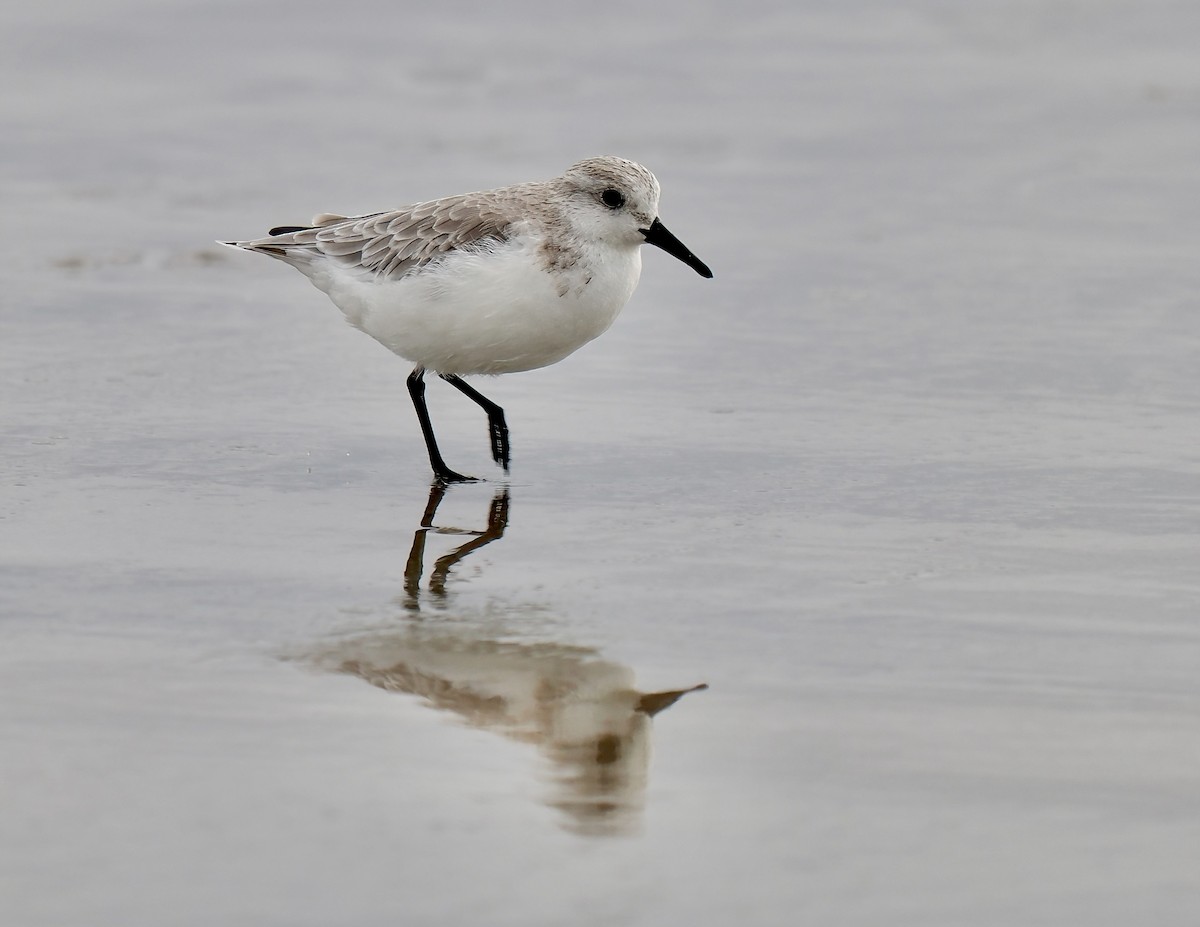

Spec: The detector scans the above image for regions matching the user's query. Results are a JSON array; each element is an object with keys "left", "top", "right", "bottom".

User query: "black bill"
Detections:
[{"left": 639, "top": 218, "right": 713, "bottom": 278}]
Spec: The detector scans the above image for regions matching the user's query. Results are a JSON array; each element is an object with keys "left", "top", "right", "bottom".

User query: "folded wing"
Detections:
[{"left": 227, "top": 191, "right": 517, "bottom": 281}]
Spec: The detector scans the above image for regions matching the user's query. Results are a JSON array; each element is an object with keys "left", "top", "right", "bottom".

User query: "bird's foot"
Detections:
[
  {"left": 488, "top": 417, "right": 510, "bottom": 472},
  {"left": 433, "top": 466, "right": 478, "bottom": 485}
]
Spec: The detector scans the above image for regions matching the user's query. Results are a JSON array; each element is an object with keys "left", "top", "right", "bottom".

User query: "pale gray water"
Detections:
[{"left": 2, "top": 1, "right": 1199, "bottom": 924}]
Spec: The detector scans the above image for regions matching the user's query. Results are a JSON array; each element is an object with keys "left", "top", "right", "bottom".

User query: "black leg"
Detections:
[
  {"left": 406, "top": 367, "right": 473, "bottom": 483},
  {"left": 440, "top": 374, "right": 510, "bottom": 472}
]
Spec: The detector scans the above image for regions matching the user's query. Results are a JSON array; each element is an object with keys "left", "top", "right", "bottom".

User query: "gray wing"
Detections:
[{"left": 233, "top": 191, "right": 519, "bottom": 280}]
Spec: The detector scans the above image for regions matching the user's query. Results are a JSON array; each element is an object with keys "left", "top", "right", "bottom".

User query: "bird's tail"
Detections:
[
  {"left": 219, "top": 213, "right": 351, "bottom": 264},
  {"left": 219, "top": 228, "right": 318, "bottom": 265}
]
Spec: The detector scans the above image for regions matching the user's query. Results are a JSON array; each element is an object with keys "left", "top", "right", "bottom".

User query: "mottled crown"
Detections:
[{"left": 561, "top": 157, "right": 661, "bottom": 220}]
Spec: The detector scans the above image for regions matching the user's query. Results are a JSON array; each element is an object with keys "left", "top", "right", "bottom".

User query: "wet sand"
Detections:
[{"left": 3, "top": 2, "right": 1199, "bottom": 924}]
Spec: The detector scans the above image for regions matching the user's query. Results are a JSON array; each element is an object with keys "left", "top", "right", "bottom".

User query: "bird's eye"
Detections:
[{"left": 600, "top": 188, "right": 625, "bottom": 209}]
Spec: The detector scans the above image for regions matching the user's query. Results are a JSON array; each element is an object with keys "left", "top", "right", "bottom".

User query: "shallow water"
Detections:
[{"left": 3, "top": 1, "right": 1200, "bottom": 924}]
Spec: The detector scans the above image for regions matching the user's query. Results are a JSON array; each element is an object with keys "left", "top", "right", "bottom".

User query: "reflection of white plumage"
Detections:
[
  {"left": 224, "top": 157, "right": 712, "bottom": 481},
  {"left": 309, "top": 631, "right": 705, "bottom": 837}
]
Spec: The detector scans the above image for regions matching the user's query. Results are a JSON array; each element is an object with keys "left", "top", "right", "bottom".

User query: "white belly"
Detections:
[{"left": 301, "top": 238, "right": 642, "bottom": 376}]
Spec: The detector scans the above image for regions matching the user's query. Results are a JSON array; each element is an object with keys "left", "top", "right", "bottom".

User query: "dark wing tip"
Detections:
[{"left": 268, "top": 225, "right": 312, "bottom": 236}]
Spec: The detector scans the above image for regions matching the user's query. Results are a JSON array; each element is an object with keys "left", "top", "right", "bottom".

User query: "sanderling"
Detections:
[{"left": 223, "top": 156, "right": 712, "bottom": 482}]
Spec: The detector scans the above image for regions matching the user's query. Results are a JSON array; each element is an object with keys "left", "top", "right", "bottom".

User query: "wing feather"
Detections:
[{"left": 237, "top": 189, "right": 524, "bottom": 279}]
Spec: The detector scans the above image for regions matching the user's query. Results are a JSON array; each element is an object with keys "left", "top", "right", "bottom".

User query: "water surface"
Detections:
[{"left": 3, "top": 1, "right": 1199, "bottom": 924}]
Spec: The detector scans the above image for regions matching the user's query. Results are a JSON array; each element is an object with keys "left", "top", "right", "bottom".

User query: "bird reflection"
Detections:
[{"left": 309, "top": 482, "right": 706, "bottom": 837}]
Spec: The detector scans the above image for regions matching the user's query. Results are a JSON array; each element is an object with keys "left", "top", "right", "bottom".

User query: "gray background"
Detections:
[{"left": 3, "top": 1, "right": 1198, "bottom": 924}]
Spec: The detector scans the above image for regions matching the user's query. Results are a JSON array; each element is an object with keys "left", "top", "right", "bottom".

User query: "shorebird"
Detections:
[{"left": 224, "top": 157, "right": 712, "bottom": 482}]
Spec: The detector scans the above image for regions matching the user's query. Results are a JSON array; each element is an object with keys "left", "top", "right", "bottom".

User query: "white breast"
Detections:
[{"left": 300, "top": 234, "right": 643, "bottom": 376}]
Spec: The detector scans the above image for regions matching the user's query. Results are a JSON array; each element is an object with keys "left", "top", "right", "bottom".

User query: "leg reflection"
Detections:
[{"left": 404, "top": 482, "right": 510, "bottom": 612}]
